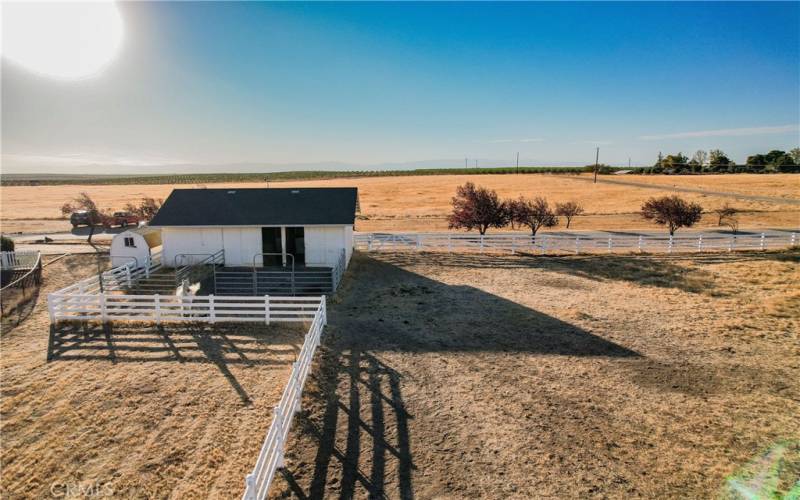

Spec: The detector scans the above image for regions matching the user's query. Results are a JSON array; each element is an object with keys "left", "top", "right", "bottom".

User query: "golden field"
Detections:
[
  {"left": 1, "top": 173, "right": 798, "bottom": 234},
  {"left": 273, "top": 250, "right": 800, "bottom": 498}
]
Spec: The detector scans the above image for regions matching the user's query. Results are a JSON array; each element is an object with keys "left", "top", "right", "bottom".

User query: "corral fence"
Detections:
[
  {"left": 242, "top": 297, "right": 326, "bottom": 500},
  {"left": 47, "top": 285, "right": 328, "bottom": 500},
  {"left": 48, "top": 292, "right": 322, "bottom": 324},
  {"left": 1, "top": 251, "right": 43, "bottom": 317},
  {"left": 355, "top": 231, "right": 798, "bottom": 255}
]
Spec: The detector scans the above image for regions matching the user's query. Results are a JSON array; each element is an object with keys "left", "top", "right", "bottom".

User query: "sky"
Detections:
[{"left": 2, "top": 1, "right": 799, "bottom": 174}]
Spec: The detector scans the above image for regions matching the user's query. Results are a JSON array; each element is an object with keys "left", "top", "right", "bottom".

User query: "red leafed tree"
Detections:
[
  {"left": 641, "top": 195, "right": 703, "bottom": 235},
  {"left": 510, "top": 196, "right": 558, "bottom": 236},
  {"left": 447, "top": 182, "right": 510, "bottom": 235}
]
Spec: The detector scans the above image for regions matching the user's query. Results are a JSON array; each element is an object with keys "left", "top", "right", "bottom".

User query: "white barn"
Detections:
[
  {"left": 148, "top": 187, "right": 358, "bottom": 269},
  {"left": 110, "top": 227, "right": 162, "bottom": 268}
]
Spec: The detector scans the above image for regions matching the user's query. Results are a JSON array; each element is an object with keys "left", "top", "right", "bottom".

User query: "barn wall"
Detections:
[
  {"left": 305, "top": 226, "right": 349, "bottom": 267},
  {"left": 162, "top": 228, "right": 224, "bottom": 267},
  {"left": 222, "top": 227, "right": 262, "bottom": 267}
]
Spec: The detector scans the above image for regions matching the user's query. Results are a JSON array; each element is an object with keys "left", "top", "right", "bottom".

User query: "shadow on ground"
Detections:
[
  {"left": 47, "top": 322, "right": 304, "bottom": 404},
  {"left": 274, "top": 253, "right": 643, "bottom": 499},
  {"left": 373, "top": 249, "right": 798, "bottom": 294}
]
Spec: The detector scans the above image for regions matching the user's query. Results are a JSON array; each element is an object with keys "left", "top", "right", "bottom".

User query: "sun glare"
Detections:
[{"left": 2, "top": 1, "right": 124, "bottom": 80}]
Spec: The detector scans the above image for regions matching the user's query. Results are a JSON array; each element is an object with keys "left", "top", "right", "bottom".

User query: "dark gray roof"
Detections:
[{"left": 149, "top": 188, "right": 358, "bottom": 227}]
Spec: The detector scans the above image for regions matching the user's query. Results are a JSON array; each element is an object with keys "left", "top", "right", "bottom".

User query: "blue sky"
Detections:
[{"left": 2, "top": 1, "right": 799, "bottom": 173}]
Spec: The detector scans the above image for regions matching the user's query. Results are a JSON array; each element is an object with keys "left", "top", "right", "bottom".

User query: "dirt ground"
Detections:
[
  {"left": 1, "top": 173, "right": 798, "bottom": 234},
  {"left": 1, "top": 254, "right": 308, "bottom": 498},
  {"left": 271, "top": 250, "right": 800, "bottom": 499}
]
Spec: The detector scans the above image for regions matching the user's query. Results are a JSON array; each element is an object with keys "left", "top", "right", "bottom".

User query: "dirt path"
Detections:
[
  {"left": 271, "top": 251, "right": 800, "bottom": 498},
  {"left": 567, "top": 176, "right": 800, "bottom": 205}
]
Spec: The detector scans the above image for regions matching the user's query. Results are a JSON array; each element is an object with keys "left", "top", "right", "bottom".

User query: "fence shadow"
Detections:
[
  {"left": 372, "top": 249, "right": 798, "bottom": 295},
  {"left": 274, "top": 253, "right": 641, "bottom": 499},
  {"left": 46, "top": 321, "right": 305, "bottom": 404},
  {"left": 0, "top": 286, "right": 42, "bottom": 335}
]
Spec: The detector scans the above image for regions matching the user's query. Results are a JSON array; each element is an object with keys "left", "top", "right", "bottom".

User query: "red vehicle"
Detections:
[{"left": 112, "top": 211, "right": 141, "bottom": 227}]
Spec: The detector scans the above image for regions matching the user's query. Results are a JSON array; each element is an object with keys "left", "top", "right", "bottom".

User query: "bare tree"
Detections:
[
  {"left": 447, "top": 182, "right": 510, "bottom": 235},
  {"left": 555, "top": 201, "right": 584, "bottom": 229},
  {"left": 713, "top": 203, "right": 738, "bottom": 226},
  {"left": 61, "top": 192, "right": 111, "bottom": 243},
  {"left": 691, "top": 150, "right": 708, "bottom": 167},
  {"left": 123, "top": 197, "right": 163, "bottom": 220},
  {"left": 510, "top": 196, "right": 558, "bottom": 237},
  {"left": 641, "top": 195, "right": 703, "bottom": 236},
  {"left": 713, "top": 203, "right": 739, "bottom": 233}
]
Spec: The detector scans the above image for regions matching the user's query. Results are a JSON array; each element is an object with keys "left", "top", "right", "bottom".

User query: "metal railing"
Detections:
[{"left": 331, "top": 248, "right": 347, "bottom": 291}]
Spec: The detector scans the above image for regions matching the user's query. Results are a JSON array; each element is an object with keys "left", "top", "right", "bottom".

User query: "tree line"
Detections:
[
  {"left": 642, "top": 148, "right": 800, "bottom": 175},
  {"left": 449, "top": 182, "right": 739, "bottom": 237}
]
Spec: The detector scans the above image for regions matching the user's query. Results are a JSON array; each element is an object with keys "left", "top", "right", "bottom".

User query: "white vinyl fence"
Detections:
[
  {"left": 242, "top": 297, "right": 326, "bottom": 500},
  {"left": 54, "top": 250, "right": 164, "bottom": 296},
  {"left": 355, "top": 232, "right": 798, "bottom": 255},
  {"left": 48, "top": 292, "right": 322, "bottom": 324}
]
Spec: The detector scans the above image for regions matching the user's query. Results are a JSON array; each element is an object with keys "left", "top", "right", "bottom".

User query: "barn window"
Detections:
[{"left": 124, "top": 237, "right": 136, "bottom": 248}]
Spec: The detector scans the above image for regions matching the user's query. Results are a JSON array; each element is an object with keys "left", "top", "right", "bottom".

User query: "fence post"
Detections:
[
  {"left": 274, "top": 405, "right": 285, "bottom": 468},
  {"left": 760, "top": 232, "right": 766, "bottom": 250},
  {"left": 448, "top": 234, "right": 452, "bottom": 253},
  {"left": 125, "top": 265, "right": 132, "bottom": 288},
  {"left": 511, "top": 235, "right": 516, "bottom": 255},
  {"left": 244, "top": 474, "right": 256, "bottom": 500},
  {"left": 480, "top": 235, "right": 484, "bottom": 253},
  {"left": 321, "top": 295, "right": 327, "bottom": 326},
  {"left": 638, "top": 235, "right": 643, "bottom": 252},
  {"left": 145, "top": 256, "right": 151, "bottom": 278},
  {"left": 264, "top": 295, "right": 270, "bottom": 325},
  {"left": 100, "top": 293, "right": 107, "bottom": 322},
  {"left": 155, "top": 294, "right": 161, "bottom": 324},
  {"left": 47, "top": 294, "right": 57, "bottom": 323},
  {"left": 416, "top": 234, "right": 421, "bottom": 251},
  {"left": 792, "top": 233, "right": 797, "bottom": 247},
  {"left": 668, "top": 236, "right": 674, "bottom": 254},
  {"left": 607, "top": 237, "right": 613, "bottom": 254},
  {"left": 728, "top": 235, "right": 734, "bottom": 252},
  {"left": 367, "top": 234, "right": 373, "bottom": 252},
  {"left": 209, "top": 295, "right": 215, "bottom": 324},
  {"left": 697, "top": 235, "right": 703, "bottom": 251}
]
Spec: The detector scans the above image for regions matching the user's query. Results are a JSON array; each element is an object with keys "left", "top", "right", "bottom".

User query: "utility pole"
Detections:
[
  {"left": 475, "top": 159, "right": 478, "bottom": 169},
  {"left": 516, "top": 152, "right": 519, "bottom": 174},
  {"left": 593, "top": 147, "right": 600, "bottom": 184},
  {"left": 465, "top": 158, "right": 468, "bottom": 169},
  {"left": 628, "top": 157, "right": 631, "bottom": 169}
]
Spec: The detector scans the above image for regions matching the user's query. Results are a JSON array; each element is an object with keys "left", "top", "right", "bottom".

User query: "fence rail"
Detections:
[
  {"left": 48, "top": 292, "right": 322, "bottom": 324},
  {"left": 242, "top": 297, "right": 326, "bottom": 500},
  {"left": 355, "top": 231, "right": 798, "bottom": 255}
]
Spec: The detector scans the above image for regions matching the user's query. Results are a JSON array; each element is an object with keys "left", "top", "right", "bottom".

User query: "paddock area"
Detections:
[
  {"left": 272, "top": 251, "right": 799, "bottom": 498},
  {"left": 1, "top": 254, "right": 308, "bottom": 498}
]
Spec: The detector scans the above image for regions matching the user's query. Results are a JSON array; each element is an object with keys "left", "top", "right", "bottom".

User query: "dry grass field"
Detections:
[
  {"left": 1, "top": 173, "right": 798, "bottom": 234},
  {"left": 271, "top": 250, "right": 800, "bottom": 499},
  {"left": 1, "top": 254, "right": 307, "bottom": 498}
]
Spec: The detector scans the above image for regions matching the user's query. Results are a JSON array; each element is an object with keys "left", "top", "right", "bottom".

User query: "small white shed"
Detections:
[{"left": 110, "top": 227, "right": 162, "bottom": 268}]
